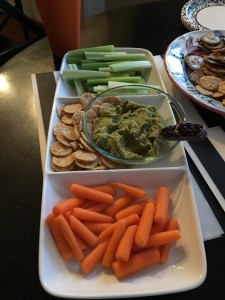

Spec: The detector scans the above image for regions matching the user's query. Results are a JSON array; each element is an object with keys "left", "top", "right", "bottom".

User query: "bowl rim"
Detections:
[{"left": 82, "top": 84, "right": 186, "bottom": 164}]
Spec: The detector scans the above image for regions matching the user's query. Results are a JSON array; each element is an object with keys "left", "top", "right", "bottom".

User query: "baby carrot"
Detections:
[
  {"left": 64, "top": 210, "right": 72, "bottom": 223},
  {"left": 153, "top": 186, "right": 170, "bottom": 227},
  {"left": 145, "top": 229, "right": 181, "bottom": 248},
  {"left": 52, "top": 197, "right": 85, "bottom": 216},
  {"left": 80, "top": 200, "right": 95, "bottom": 209},
  {"left": 112, "top": 248, "right": 160, "bottom": 279},
  {"left": 120, "top": 213, "right": 140, "bottom": 226},
  {"left": 80, "top": 239, "right": 109, "bottom": 275},
  {"left": 150, "top": 217, "right": 169, "bottom": 234},
  {"left": 86, "top": 202, "right": 110, "bottom": 213},
  {"left": 97, "top": 222, "right": 116, "bottom": 242},
  {"left": 55, "top": 215, "right": 83, "bottom": 261},
  {"left": 72, "top": 207, "right": 114, "bottom": 223},
  {"left": 98, "top": 213, "right": 140, "bottom": 242},
  {"left": 46, "top": 213, "right": 73, "bottom": 260},
  {"left": 75, "top": 235, "right": 87, "bottom": 250},
  {"left": 102, "top": 219, "right": 127, "bottom": 267},
  {"left": 70, "top": 183, "right": 113, "bottom": 204},
  {"left": 69, "top": 214, "right": 98, "bottom": 247},
  {"left": 83, "top": 222, "right": 112, "bottom": 234},
  {"left": 116, "top": 225, "right": 137, "bottom": 262},
  {"left": 159, "top": 218, "right": 179, "bottom": 264},
  {"left": 135, "top": 200, "right": 155, "bottom": 247},
  {"left": 115, "top": 200, "right": 147, "bottom": 220},
  {"left": 110, "top": 181, "right": 146, "bottom": 198},
  {"left": 105, "top": 193, "right": 135, "bottom": 216},
  {"left": 90, "top": 184, "right": 117, "bottom": 196}
]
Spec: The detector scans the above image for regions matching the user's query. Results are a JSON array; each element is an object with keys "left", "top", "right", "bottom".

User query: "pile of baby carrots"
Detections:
[{"left": 46, "top": 181, "right": 181, "bottom": 279}]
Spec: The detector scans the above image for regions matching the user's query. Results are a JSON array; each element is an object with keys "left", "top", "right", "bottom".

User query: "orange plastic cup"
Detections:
[{"left": 35, "top": 0, "right": 81, "bottom": 58}]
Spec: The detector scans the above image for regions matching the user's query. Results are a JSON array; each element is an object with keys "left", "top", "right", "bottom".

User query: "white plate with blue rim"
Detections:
[
  {"left": 164, "top": 29, "right": 225, "bottom": 116},
  {"left": 181, "top": 0, "right": 225, "bottom": 31}
]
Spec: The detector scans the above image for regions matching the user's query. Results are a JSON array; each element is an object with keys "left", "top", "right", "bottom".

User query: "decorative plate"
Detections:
[
  {"left": 164, "top": 30, "right": 225, "bottom": 116},
  {"left": 181, "top": 0, "right": 225, "bottom": 31}
]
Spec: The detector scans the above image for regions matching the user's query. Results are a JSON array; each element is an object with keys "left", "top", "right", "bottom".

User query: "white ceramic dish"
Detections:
[
  {"left": 55, "top": 47, "right": 166, "bottom": 97},
  {"left": 164, "top": 30, "right": 225, "bottom": 116},
  {"left": 45, "top": 94, "right": 186, "bottom": 173},
  {"left": 181, "top": 0, "right": 225, "bottom": 31},
  {"left": 39, "top": 168, "right": 206, "bottom": 298}
]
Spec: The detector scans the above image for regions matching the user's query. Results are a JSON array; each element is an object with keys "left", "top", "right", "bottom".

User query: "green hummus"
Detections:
[{"left": 92, "top": 99, "right": 165, "bottom": 159}]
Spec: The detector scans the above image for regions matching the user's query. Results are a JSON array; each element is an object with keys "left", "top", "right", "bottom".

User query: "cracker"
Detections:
[
  {"left": 61, "top": 126, "right": 77, "bottom": 141},
  {"left": 52, "top": 162, "right": 75, "bottom": 172},
  {"left": 92, "top": 165, "right": 106, "bottom": 170},
  {"left": 52, "top": 121, "right": 68, "bottom": 136},
  {"left": 56, "top": 133, "right": 72, "bottom": 147},
  {"left": 80, "top": 92, "right": 95, "bottom": 108},
  {"left": 199, "top": 75, "right": 222, "bottom": 91},
  {"left": 204, "top": 62, "right": 225, "bottom": 75},
  {"left": 100, "top": 155, "right": 118, "bottom": 169},
  {"left": 79, "top": 136, "right": 96, "bottom": 153},
  {"left": 61, "top": 113, "right": 73, "bottom": 125},
  {"left": 184, "top": 54, "right": 204, "bottom": 71},
  {"left": 195, "top": 85, "right": 213, "bottom": 96},
  {"left": 212, "top": 91, "right": 224, "bottom": 98},
  {"left": 64, "top": 103, "right": 82, "bottom": 114},
  {"left": 50, "top": 141, "right": 72, "bottom": 157},
  {"left": 73, "top": 149, "right": 97, "bottom": 163},
  {"left": 199, "top": 34, "right": 222, "bottom": 46},
  {"left": 189, "top": 70, "right": 205, "bottom": 85},
  {"left": 72, "top": 110, "right": 83, "bottom": 126},
  {"left": 85, "top": 108, "right": 97, "bottom": 125},
  {"left": 56, "top": 104, "right": 65, "bottom": 118},
  {"left": 218, "top": 81, "right": 225, "bottom": 94},
  {"left": 52, "top": 153, "right": 75, "bottom": 168},
  {"left": 70, "top": 140, "right": 79, "bottom": 151},
  {"left": 75, "top": 160, "right": 98, "bottom": 169},
  {"left": 74, "top": 124, "right": 81, "bottom": 140}
]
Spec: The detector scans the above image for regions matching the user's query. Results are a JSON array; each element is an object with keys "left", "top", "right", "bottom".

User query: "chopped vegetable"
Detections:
[
  {"left": 62, "top": 44, "right": 156, "bottom": 94},
  {"left": 46, "top": 182, "right": 181, "bottom": 278}
]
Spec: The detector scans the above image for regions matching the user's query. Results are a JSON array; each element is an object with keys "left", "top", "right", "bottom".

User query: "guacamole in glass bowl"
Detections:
[{"left": 82, "top": 85, "right": 185, "bottom": 165}]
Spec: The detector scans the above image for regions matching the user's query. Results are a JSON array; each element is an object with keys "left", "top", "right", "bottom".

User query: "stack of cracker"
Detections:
[
  {"left": 184, "top": 33, "right": 225, "bottom": 106},
  {"left": 50, "top": 93, "right": 120, "bottom": 172}
]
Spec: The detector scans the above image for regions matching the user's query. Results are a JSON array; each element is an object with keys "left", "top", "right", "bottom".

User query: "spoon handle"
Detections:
[{"left": 160, "top": 122, "right": 207, "bottom": 141}]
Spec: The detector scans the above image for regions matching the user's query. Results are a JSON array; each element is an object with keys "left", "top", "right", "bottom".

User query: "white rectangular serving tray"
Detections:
[{"left": 39, "top": 47, "right": 206, "bottom": 298}]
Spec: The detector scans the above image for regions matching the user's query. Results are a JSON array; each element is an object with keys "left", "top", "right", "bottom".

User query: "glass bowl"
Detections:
[{"left": 82, "top": 85, "right": 186, "bottom": 165}]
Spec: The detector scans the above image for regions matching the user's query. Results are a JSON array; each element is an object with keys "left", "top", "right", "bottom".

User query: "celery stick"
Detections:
[
  {"left": 87, "top": 76, "right": 142, "bottom": 85},
  {"left": 98, "top": 67, "right": 111, "bottom": 72},
  {"left": 110, "top": 88, "right": 149, "bottom": 95},
  {"left": 62, "top": 69, "right": 110, "bottom": 80},
  {"left": 108, "top": 81, "right": 137, "bottom": 88},
  {"left": 104, "top": 53, "right": 147, "bottom": 61},
  {"left": 68, "top": 45, "right": 115, "bottom": 57},
  {"left": 83, "top": 82, "right": 94, "bottom": 92},
  {"left": 68, "top": 64, "right": 86, "bottom": 96},
  {"left": 107, "top": 81, "right": 147, "bottom": 94},
  {"left": 81, "top": 61, "right": 128, "bottom": 70},
  {"left": 93, "top": 85, "right": 109, "bottom": 92},
  {"left": 109, "top": 60, "right": 151, "bottom": 72},
  {"left": 66, "top": 55, "right": 83, "bottom": 65},
  {"left": 108, "top": 81, "right": 161, "bottom": 91},
  {"left": 111, "top": 73, "right": 130, "bottom": 77},
  {"left": 85, "top": 51, "right": 127, "bottom": 61}
]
